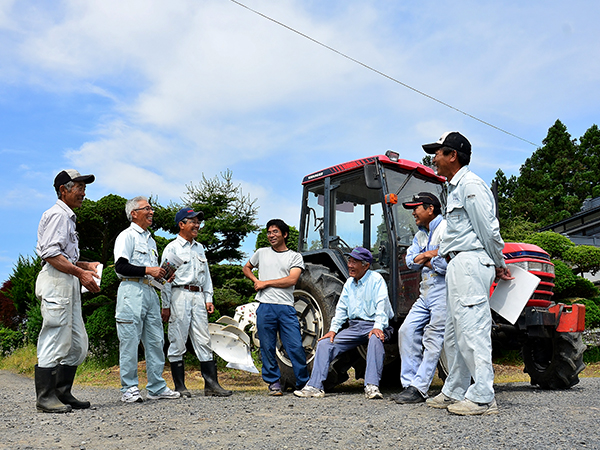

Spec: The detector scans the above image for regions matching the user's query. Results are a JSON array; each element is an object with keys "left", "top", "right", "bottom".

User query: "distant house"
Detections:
[{"left": 541, "top": 197, "right": 600, "bottom": 247}]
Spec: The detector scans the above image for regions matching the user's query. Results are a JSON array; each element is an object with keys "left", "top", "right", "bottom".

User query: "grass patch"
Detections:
[{"left": 0, "top": 344, "right": 36, "bottom": 376}]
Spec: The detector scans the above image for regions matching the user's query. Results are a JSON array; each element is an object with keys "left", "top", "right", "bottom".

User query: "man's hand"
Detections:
[
  {"left": 369, "top": 328, "right": 385, "bottom": 342},
  {"left": 79, "top": 270, "right": 100, "bottom": 293},
  {"left": 319, "top": 331, "right": 336, "bottom": 342},
  {"left": 254, "top": 280, "right": 267, "bottom": 291},
  {"left": 496, "top": 267, "right": 514, "bottom": 281},
  {"left": 161, "top": 308, "right": 171, "bottom": 323},
  {"left": 146, "top": 266, "right": 166, "bottom": 279},
  {"left": 206, "top": 302, "right": 215, "bottom": 314}
]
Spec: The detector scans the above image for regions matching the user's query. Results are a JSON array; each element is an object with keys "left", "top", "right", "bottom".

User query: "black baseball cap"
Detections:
[
  {"left": 422, "top": 131, "right": 471, "bottom": 155},
  {"left": 402, "top": 192, "right": 441, "bottom": 209},
  {"left": 53, "top": 169, "right": 95, "bottom": 194}
]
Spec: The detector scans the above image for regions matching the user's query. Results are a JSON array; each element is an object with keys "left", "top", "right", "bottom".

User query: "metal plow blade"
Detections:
[{"left": 209, "top": 319, "right": 258, "bottom": 374}]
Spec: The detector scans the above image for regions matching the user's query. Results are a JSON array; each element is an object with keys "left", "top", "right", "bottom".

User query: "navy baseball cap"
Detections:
[
  {"left": 422, "top": 131, "right": 471, "bottom": 155},
  {"left": 402, "top": 192, "right": 441, "bottom": 209},
  {"left": 175, "top": 207, "right": 204, "bottom": 224},
  {"left": 344, "top": 247, "right": 373, "bottom": 264},
  {"left": 54, "top": 169, "right": 95, "bottom": 194}
]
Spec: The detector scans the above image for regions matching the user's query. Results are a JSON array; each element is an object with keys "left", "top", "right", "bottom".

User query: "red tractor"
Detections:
[{"left": 274, "top": 153, "right": 586, "bottom": 390}]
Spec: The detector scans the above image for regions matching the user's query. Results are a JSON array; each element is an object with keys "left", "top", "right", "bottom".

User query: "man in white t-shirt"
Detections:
[{"left": 243, "top": 219, "right": 309, "bottom": 395}]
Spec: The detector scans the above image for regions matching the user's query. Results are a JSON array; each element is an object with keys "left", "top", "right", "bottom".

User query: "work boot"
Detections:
[
  {"left": 200, "top": 360, "right": 233, "bottom": 397},
  {"left": 170, "top": 361, "right": 191, "bottom": 398},
  {"left": 56, "top": 365, "right": 90, "bottom": 409},
  {"left": 35, "top": 365, "right": 72, "bottom": 413}
]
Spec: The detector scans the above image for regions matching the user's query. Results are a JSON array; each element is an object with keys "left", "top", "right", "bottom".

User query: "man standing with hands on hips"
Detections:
[
  {"left": 422, "top": 132, "right": 512, "bottom": 416},
  {"left": 161, "top": 207, "right": 232, "bottom": 397},
  {"left": 34, "top": 169, "right": 100, "bottom": 413}
]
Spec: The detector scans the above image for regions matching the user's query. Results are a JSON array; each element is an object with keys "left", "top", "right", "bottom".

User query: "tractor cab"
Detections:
[{"left": 298, "top": 153, "right": 445, "bottom": 319}]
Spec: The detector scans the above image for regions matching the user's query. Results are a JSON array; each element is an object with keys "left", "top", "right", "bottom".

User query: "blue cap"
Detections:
[
  {"left": 175, "top": 207, "right": 203, "bottom": 224},
  {"left": 344, "top": 247, "right": 373, "bottom": 264}
]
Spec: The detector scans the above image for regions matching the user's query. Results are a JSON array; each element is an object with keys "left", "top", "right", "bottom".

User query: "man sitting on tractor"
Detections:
[
  {"left": 393, "top": 192, "right": 447, "bottom": 404},
  {"left": 294, "top": 247, "right": 394, "bottom": 400}
]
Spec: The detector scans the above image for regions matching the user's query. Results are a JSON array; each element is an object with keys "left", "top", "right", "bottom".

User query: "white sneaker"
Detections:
[
  {"left": 121, "top": 386, "right": 143, "bottom": 403},
  {"left": 147, "top": 387, "right": 181, "bottom": 400},
  {"left": 364, "top": 384, "right": 383, "bottom": 400},
  {"left": 293, "top": 385, "right": 325, "bottom": 398}
]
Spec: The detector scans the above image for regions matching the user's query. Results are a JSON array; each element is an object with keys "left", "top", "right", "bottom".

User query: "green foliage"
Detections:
[
  {"left": 77, "top": 194, "right": 128, "bottom": 265},
  {"left": 551, "top": 260, "right": 578, "bottom": 300},
  {"left": 0, "top": 326, "right": 25, "bottom": 356},
  {"left": 255, "top": 225, "right": 300, "bottom": 251},
  {"left": 583, "top": 346, "right": 600, "bottom": 363},
  {"left": 25, "top": 302, "right": 42, "bottom": 345},
  {"left": 572, "top": 298, "right": 600, "bottom": 329},
  {"left": 210, "top": 264, "right": 254, "bottom": 299},
  {"left": 525, "top": 231, "right": 575, "bottom": 259},
  {"left": 493, "top": 169, "right": 519, "bottom": 224},
  {"left": 213, "top": 287, "right": 248, "bottom": 318},
  {"left": 85, "top": 301, "right": 119, "bottom": 365},
  {"left": 500, "top": 218, "right": 540, "bottom": 243},
  {"left": 8, "top": 255, "right": 42, "bottom": 315},
  {"left": 573, "top": 277, "right": 599, "bottom": 299},
  {"left": 563, "top": 245, "right": 600, "bottom": 276}
]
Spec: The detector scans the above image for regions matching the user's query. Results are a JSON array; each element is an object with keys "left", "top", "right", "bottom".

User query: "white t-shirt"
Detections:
[{"left": 249, "top": 247, "right": 305, "bottom": 306}]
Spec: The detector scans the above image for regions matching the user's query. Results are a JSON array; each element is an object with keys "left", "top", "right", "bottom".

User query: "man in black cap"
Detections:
[
  {"left": 34, "top": 169, "right": 100, "bottom": 413},
  {"left": 393, "top": 192, "right": 447, "bottom": 405},
  {"left": 160, "top": 207, "right": 232, "bottom": 397},
  {"left": 422, "top": 132, "right": 512, "bottom": 416},
  {"left": 294, "top": 247, "right": 393, "bottom": 400}
]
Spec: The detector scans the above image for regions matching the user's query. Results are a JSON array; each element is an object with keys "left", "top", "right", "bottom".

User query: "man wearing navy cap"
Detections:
[
  {"left": 34, "top": 169, "right": 100, "bottom": 413},
  {"left": 422, "top": 132, "right": 512, "bottom": 416},
  {"left": 393, "top": 192, "right": 447, "bottom": 405},
  {"left": 294, "top": 247, "right": 393, "bottom": 400},
  {"left": 161, "top": 207, "right": 232, "bottom": 397}
]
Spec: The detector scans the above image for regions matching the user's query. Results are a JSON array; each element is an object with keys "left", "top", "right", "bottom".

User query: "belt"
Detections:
[
  {"left": 122, "top": 277, "right": 152, "bottom": 285},
  {"left": 174, "top": 285, "right": 203, "bottom": 292},
  {"left": 445, "top": 251, "right": 461, "bottom": 263}
]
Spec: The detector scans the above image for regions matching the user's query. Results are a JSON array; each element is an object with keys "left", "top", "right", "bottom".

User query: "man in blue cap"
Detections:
[
  {"left": 161, "top": 207, "right": 232, "bottom": 397},
  {"left": 294, "top": 247, "right": 393, "bottom": 399}
]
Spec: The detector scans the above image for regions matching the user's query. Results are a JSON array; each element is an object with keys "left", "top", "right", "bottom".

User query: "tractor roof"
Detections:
[{"left": 302, "top": 155, "right": 445, "bottom": 185}]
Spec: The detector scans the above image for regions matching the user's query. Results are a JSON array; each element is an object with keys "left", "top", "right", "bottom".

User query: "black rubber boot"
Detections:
[
  {"left": 200, "top": 360, "right": 232, "bottom": 397},
  {"left": 171, "top": 361, "right": 191, "bottom": 398},
  {"left": 56, "top": 365, "right": 90, "bottom": 409},
  {"left": 35, "top": 365, "right": 72, "bottom": 413}
]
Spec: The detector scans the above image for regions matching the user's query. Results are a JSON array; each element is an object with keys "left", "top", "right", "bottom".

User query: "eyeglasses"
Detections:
[{"left": 133, "top": 206, "right": 154, "bottom": 212}]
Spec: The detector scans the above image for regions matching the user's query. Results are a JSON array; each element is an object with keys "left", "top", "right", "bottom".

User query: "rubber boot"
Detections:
[
  {"left": 35, "top": 365, "right": 72, "bottom": 413},
  {"left": 171, "top": 361, "right": 191, "bottom": 398},
  {"left": 56, "top": 365, "right": 91, "bottom": 409},
  {"left": 200, "top": 360, "right": 232, "bottom": 397}
]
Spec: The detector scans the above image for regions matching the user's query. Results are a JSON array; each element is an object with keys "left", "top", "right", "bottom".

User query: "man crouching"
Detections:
[{"left": 294, "top": 247, "right": 393, "bottom": 399}]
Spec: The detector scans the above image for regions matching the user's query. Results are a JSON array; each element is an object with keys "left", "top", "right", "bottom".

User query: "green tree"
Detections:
[
  {"left": 153, "top": 170, "right": 259, "bottom": 264},
  {"left": 574, "top": 124, "right": 600, "bottom": 200},
  {"left": 492, "top": 169, "right": 518, "bottom": 225}
]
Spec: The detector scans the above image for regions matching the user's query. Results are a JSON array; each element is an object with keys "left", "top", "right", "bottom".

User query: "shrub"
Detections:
[
  {"left": 85, "top": 300, "right": 119, "bottom": 366},
  {"left": 551, "top": 260, "right": 578, "bottom": 300},
  {"left": 574, "top": 299, "right": 600, "bottom": 329},
  {"left": 0, "top": 326, "right": 25, "bottom": 356},
  {"left": 572, "top": 277, "right": 599, "bottom": 299},
  {"left": 525, "top": 232, "right": 575, "bottom": 259}
]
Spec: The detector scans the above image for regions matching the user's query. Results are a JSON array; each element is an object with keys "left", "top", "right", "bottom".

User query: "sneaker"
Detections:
[
  {"left": 293, "top": 385, "right": 325, "bottom": 398},
  {"left": 147, "top": 387, "right": 181, "bottom": 400},
  {"left": 121, "top": 386, "right": 143, "bottom": 403},
  {"left": 268, "top": 381, "right": 283, "bottom": 396},
  {"left": 426, "top": 392, "right": 458, "bottom": 409},
  {"left": 447, "top": 398, "right": 499, "bottom": 416},
  {"left": 392, "top": 386, "right": 425, "bottom": 404},
  {"left": 364, "top": 384, "right": 383, "bottom": 400}
]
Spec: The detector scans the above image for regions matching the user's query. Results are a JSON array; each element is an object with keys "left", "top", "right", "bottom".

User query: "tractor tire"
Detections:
[
  {"left": 276, "top": 263, "right": 343, "bottom": 390},
  {"left": 522, "top": 332, "right": 586, "bottom": 390}
]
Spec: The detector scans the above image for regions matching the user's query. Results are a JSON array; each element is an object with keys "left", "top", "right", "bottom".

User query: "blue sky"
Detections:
[{"left": 1, "top": 0, "right": 599, "bottom": 283}]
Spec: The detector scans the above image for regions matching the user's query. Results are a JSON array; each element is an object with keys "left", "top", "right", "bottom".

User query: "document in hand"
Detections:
[
  {"left": 81, "top": 264, "right": 103, "bottom": 294},
  {"left": 489, "top": 265, "right": 541, "bottom": 325}
]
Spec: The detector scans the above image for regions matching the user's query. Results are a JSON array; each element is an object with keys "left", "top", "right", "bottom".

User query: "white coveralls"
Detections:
[
  {"left": 114, "top": 222, "right": 167, "bottom": 396},
  {"left": 399, "top": 214, "right": 447, "bottom": 396},
  {"left": 161, "top": 235, "right": 214, "bottom": 362},
  {"left": 35, "top": 200, "right": 88, "bottom": 368},
  {"left": 439, "top": 166, "right": 506, "bottom": 405}
]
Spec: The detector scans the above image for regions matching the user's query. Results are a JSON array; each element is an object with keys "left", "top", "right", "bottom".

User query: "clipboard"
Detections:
[{"left": 489, "top": 265, "right": 540, "bottom": 325}]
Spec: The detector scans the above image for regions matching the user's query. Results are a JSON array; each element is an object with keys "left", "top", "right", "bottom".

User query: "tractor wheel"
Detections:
[
  {"left": 276, "top": 263, "right": 343, "bottom": 390},
  {"left": 522, "top": 332, "right": 586, "bottom": 389}
]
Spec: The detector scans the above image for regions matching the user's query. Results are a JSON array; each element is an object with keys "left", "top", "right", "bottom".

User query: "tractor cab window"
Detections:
[
  {"left": 383, "top": 168, "right": 444, "bottom": 247},
  {"left": 301, "top": 171, "right": 388, "bottom": 270}
]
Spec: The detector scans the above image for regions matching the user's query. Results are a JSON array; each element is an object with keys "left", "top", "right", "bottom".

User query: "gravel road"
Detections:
[{"left": 1, "top": 370, "right": 599, "bottom": 450}]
